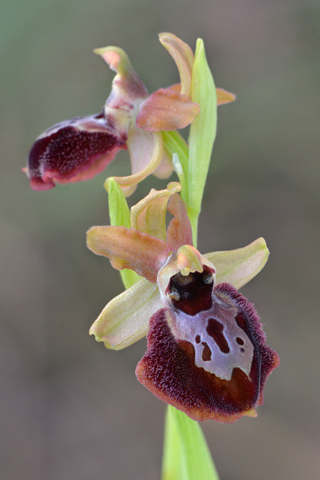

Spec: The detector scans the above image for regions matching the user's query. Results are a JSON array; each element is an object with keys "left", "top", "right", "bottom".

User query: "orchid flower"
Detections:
[
  {"left": 24, "top": 34, "right": 235, "bottom": 194},
  {"left": 87, "top": 183, "right": 279, "bottom": 423}
]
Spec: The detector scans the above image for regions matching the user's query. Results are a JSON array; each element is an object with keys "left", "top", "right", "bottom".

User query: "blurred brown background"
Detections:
[{"left": 1, "top": 0, "right": 320, "bottom": 479}]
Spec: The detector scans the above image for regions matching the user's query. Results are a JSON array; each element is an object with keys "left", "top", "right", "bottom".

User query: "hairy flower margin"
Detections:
[
  {"left": 24, "top": 33, "right": 234, "bottom": 195},
  {"left": 87, "top": 183, "right": 279, "bottom": 423}
]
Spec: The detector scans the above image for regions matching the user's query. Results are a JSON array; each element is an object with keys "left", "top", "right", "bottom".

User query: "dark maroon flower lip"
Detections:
[
  {"left": 136, "top": 281, "right": 279, "bottom": 423},
  {"left": 26, "top": 114, "right": 127, "bottom": 191}
]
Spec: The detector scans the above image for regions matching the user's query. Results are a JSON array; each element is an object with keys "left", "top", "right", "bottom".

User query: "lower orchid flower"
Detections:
[
  {"left": 87, "top": 182, "right": 279, "bottom": 423},
  {"left": 24, "top": 33, "right": 235, "bottom": 194}
]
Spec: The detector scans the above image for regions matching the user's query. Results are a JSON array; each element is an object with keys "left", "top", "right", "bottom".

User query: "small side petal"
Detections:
[
  {"left": 205, "top": 237, "right": 269, "bottom": 289},
  {"left": 90, "top": 278, "right": 161, "bottom": 350},
  {"left": 159, "top": 33, "right": 194, "bottom": 97},
  {"left": 130, "top": 182, "right": 181, "bottom": 242},
  {"left": 166, "top": 83, "right": 236, "bottom": 106},
  {"left": 25, "top": 114, "right": 127, "bottom": 191},
  {"left": 216, "top": 88, "right": 236, "bottom": 106},
  {"left": 87, "top": 226, "right": 170, "bottom": 282},
  {"left": 166, "top": 193, "right": 193, "bottom": 251},
  {"left": 136, "top": 88, "right": 199, "bottom": 131}
]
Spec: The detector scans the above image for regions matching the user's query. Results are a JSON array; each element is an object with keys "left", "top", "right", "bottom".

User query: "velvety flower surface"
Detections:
[
  {"left": 24, "top": 34, "right": 235, "bottom": 194},
  {"left": 87, "top": 183, "right": 279, "bottom": 423}
]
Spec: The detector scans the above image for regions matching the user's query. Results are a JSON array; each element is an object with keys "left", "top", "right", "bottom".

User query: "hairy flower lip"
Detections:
[
  {"left": 25, "top": 114, "right": 128, "bottom": 191},
  {"left": 136, "top": 282, "right": 279, "bottom": 423}
]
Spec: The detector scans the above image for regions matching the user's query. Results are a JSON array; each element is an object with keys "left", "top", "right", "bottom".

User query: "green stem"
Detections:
[
  {"left": 162, "top": 406, "right": 220, "bottom": 480},
  {"left": 186, "top": 208, "right": 199, "bottom": 248}
]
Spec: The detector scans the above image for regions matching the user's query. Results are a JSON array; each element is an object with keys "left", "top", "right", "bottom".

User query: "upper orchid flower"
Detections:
[
  {"left": 87, "top": 183, "right": 279, "bottom": 423},
  {"left": 24, "top": 33, "right": 235, "bottom": 194}
]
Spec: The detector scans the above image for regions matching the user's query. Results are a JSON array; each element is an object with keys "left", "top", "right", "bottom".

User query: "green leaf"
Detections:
[
  {"left": 162, "top": 406, "right": 220, "bottom": 480},
  {"left": 105, "top": 177, "right": 141, "bottom": 289},
  {"left": 187, "top": 39, "right": 217, "bottom": 247}
]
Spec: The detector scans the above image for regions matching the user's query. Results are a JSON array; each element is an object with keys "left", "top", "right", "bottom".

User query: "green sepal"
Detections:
[
  {"left": 162, "top": 406, "right": 220, "bottom": 480},
  {"left": 187, "top": 39, "right": 217, "bottom": 247},
  {"left": 206, "top": 237, "right": 270, "bottom": 289},
  {"left": 105, "top": 177, "right": 141, "bottom": 289},
  {"left": 89, "top": 278, "right": 161, "bottom": 350}
]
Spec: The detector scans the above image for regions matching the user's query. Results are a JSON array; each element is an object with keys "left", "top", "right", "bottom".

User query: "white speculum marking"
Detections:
[{"left": 169, "top": 293, "right": 254, "bottom": 381}]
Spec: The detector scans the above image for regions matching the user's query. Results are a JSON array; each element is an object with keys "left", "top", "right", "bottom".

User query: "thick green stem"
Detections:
[{"left": 162, "top": 406, "right": 220, "bottom": 480}]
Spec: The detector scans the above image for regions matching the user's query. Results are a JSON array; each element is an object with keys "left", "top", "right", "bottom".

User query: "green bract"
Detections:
[
  {"left": 106, "top": 178, "right": 141, "bottom": 289},
  {"left": 187, "top": 39, "right": 217, "bottom": 246}
]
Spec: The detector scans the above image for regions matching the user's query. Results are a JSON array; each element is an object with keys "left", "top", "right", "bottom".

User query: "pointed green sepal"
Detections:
[
  {"left": 89, "top": 278, "right": 162, "bottom": 350},
  {"left": 205, "top": 237, "right": 270, "bottom": 289}
]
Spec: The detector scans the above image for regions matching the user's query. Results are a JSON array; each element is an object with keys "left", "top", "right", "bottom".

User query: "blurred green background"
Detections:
[{"left": 1, "top": 0, "right": 320, "bottom": 479}]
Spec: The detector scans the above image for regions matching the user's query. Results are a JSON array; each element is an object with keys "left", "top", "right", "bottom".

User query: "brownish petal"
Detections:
[
  {"left": 216, "top": 87, "right": 236, "bottom": 106},
  {"left": 166, "top": 193, "right": 193, "bottom": 251},
  {"left": 25, "top": 114, "right": 126, "bottom": 191},
  {"left": 136, "top": 88, "right": 200, "bottom": 131},
  {"left": 86, "top": 226, "right": 170, "bottom": 283},
  {"left": 136, "top": 283, "right": 279, "bottom": 422},
  {"left": 168, "top": 84, "right": 236, "bottom": 106}
]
